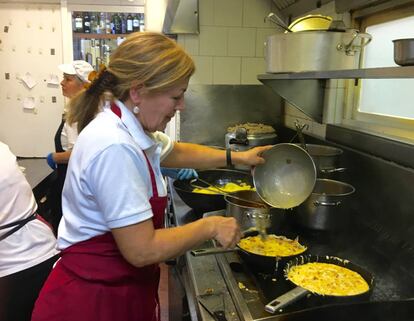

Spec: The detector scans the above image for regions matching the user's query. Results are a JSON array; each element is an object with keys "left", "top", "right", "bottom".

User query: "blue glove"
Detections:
[
  {"left": 46, "top": 153, "right": 57, "bottom": 170},
  {"left": 161, "top": 168, "right": 198, "bottom": 180}
]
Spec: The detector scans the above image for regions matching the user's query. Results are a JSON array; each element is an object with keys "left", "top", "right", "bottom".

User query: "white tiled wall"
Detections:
[{"left": 178, "top": 0, "right": 277, "bottom": 85}]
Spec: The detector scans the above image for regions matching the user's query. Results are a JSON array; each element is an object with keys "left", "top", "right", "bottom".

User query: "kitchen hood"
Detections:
[{"left": 162, "top": 0, "right": 199, "bottom": 34}]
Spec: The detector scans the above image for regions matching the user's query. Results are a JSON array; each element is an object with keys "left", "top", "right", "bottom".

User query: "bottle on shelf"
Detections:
[
  {"left": 83, "top": 12, "right": 91, "bottom": 33},
  {"left": 133, "top": 13, "right": 139, "bottom": 32},
  {"left": 112, "top": 13, "right": 122, "bottom": 34},
  {"left": 139, "top": 13, "right": 145, "bottom": 32},
  {"left": 98, "top": 12, "right": 106, "bottom": 34},
  {"left": 121, "top": 13, "right": 127, "bottom": 34},
  {"left": 105, "top": 13, "right": 112, "bottom": 34},
  {"left": 126, "top": 13, "right": 133, "bottom": 33},
  {"left": 90, "top": 13, "right": 98, "bottom": 34},
  {"left": 74, "top": 12, "right": 83, "bottom": 33}
]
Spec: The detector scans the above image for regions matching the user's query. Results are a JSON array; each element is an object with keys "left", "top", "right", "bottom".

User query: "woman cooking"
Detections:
[
  {"left": 32, "top": 32, "right": 271, "bottom": 321},
  {"left": 45, "top": 60, "right": 94, "bottom": 232}
]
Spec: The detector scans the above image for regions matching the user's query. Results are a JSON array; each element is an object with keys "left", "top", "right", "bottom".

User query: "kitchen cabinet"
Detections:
[{"left": 258, "top": 66, "right": 414, "bottom": 122}]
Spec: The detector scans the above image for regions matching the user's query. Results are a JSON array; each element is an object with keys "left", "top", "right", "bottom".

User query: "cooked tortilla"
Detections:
[
  {"left": 192, "top": 182, "right": 254, "bottom": 195},
  {"left": 287, "top": 262, "right": 369, "bottom": 296},
  {"left": 238, "top": 235, "right": 306, "bottom": 257}
]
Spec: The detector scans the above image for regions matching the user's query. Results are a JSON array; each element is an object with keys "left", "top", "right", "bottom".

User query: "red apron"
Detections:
[{"left": 32, "top": 104, "right": 167, "bottom": 321}]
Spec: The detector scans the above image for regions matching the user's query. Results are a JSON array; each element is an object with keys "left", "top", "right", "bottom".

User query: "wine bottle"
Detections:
[
  {"left": 126, "top": 13, "right": 133, "bottom": 33},
  {"left": 83, "top": 12, "right": 91, "bottom": 33},
  {"left": 139, "top": 13, "right": 145, "bottom": 32},
  {"left": 74, "top": 12, "right": 83, "bottom": 33},
  {"left": 113, "top": 13, "right": 122, "bottom": 34},
  {"left": 90, "top": 13, "right": 98, "bottom": 33},
  {"left": 133, "top": 13, "right": 139, "bottom": 32}
]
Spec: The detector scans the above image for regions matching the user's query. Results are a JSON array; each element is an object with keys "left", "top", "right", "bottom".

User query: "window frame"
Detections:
[{"left": 340, "top": 4, "right": 414, "bottom": 144}]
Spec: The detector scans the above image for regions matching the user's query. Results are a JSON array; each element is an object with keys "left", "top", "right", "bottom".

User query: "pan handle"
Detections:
[
  {"left": 265, "top": 287, "right": 309, "bottom": 313},
  {"left": 320, "top": 167, "right": 346, "bottom": 174},
  {"left": 191, "top": 248, "right": 238, "bottom": 257},
  {"left": 314, "top": 200, "right": 341, "bottom": 207}
]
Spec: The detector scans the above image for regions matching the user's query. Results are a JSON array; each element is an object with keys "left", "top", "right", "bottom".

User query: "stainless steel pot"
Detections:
[
  {"left": 225, "top": 128, "right": 278, "bottom": 152},
  {"left": 265, "top": 29, "right": 372, "bottom": 72},
  {"left": 393, "top": 38, "right": 414, "bottom": 66},
  {"left": 297, "top": 144, "right": 346, "bottom": 177},
  {"left": 294, "top": 179, "right": 355, "bottom": 230},
  {"left": 224, "top": 190, "right": 271, "bottom": 232}
]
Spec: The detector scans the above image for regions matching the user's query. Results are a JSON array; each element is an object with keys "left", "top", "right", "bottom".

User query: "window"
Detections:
[{"left": 342, "top": 7, "right": 414, "bottom": 144}]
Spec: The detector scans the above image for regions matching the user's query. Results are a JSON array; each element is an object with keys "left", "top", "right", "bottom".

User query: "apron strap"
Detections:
[
  {"left": 0, "top": 213, "right": 37, "bottom": 242},
  {"left": 109, "top": 102, "right": 159, "bottom": 198}
]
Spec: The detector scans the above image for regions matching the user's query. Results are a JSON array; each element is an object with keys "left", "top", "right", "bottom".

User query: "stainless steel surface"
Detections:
[
  {"left": 265, "top": 30, "right": 371, "bottom": 73},
  {"left": 393, "top": 38, "right": 414, "bottom": 66},
  {"left": 253, "top": 144, "right": 316, "bottom": 209},
  {"left": 258, "top": 66, "right": 414, "bottom": 79},
  {"left": 162, "top": 0, "right": 199, "bottom": 34},
  {"left": 258, "top": 66, "right": 414, "bottom": 122},
  {"left": 294, "top": 179, "right": 355, "bottom": 230},
  {"left": 180, "top": 85, "right": 282, "bottom": 147},
  {"left": 265, "top": 287, "right": 309, "bottom": 313}
]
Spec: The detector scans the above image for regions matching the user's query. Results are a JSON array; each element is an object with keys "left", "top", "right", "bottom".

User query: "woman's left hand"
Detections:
[{"left": 237, "top": 145, "right": 274, "bottom": 166}]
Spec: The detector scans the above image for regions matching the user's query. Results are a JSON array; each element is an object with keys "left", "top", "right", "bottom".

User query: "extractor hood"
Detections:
[{"left": 162, "top": 0, "right": 199, "bottom": 34}]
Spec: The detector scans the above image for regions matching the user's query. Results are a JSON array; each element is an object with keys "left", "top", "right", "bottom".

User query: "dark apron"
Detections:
[
  {"left": 48, "top": 116, "right": 67, "bottom": 232},
  {"left": 32, "top": 104, "right": 167, "bottom": 321},
  {"left": 0, "top": 213, "right": 37, "bottom": 242}
]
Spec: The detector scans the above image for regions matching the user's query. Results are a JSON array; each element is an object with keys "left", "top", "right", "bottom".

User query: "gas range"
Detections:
[{"left": 167, "top": 179, "right": 414, "bottom": 321}]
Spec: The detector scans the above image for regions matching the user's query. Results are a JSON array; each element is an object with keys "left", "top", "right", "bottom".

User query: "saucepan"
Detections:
[
  {"left": 191, "top": 231, "right": 307, "bottom": 275},
  {"left": 265, "top": 254, "right": 374, "bottom": 313},
  {"left": 393, "top": 38, "right": 414, "bottom": 66}
]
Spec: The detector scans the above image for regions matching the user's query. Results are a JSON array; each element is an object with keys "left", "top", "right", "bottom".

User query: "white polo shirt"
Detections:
[
  {"left": 57, "top": 100, "right": 173, "bottom": 250},
  {"left": 60, "top": 121, "right": 78, "bottom": 151},
  {"left": 0, "top": 142, "right": 59, "bottom": 277}
]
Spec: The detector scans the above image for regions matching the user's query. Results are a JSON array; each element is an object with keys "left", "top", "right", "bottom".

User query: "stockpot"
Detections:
[
  {"left": 265, "top": 28, "right": 372, "bottom": 72},
  {"left": 294, "top": 179, "right": 355, "bottom": 230},
  {"left": 296, "top": 144, "right": 346, "bottom": 178}
]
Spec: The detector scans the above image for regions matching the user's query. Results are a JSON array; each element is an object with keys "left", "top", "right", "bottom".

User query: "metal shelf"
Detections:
[
  {"left": 258, "top": 66, "right": 414, "bottom": 122},
  {"left": 258, "top": 66, "right": 414, "bottom": 80}
]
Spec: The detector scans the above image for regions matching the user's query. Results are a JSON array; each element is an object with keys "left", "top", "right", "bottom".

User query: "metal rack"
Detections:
[{"left": 257, "top": 66, "right": 414, "bottom": 122}]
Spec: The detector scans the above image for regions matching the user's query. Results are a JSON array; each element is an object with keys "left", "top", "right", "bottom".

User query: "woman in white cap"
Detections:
[{"left": 45, "top": 60, "right": 94, "bottom": 232}]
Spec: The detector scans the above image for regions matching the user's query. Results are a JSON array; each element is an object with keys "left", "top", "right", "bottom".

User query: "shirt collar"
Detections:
[{"left": 113, "top": 99, "right": 156, "bottom": 151}]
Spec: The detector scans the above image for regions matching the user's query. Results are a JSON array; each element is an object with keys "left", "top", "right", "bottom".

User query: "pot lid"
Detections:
[
  {"left": 227, "top": 123, "right": 276, "bottom": 135},
  {"left": 288, "top": 14, "right": 332, "bottom": 32}
]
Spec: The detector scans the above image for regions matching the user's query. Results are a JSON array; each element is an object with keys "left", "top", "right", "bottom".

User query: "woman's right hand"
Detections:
[{"left": 205, "top": 216, "right": 242, "bottom": 249}]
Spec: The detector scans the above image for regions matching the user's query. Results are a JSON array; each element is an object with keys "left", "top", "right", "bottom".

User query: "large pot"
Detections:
[
  {"left": 294, "top": 179, "right": 355, "bottom": 230},
  {"left": 297, "top": 144, "right": 346, "bottom": 178},
  {"left": 265, "top": 29, "right": 372, "bottom": 72},
  {"left": 225, "top": 123, "right": 278, "bottom": 170}
]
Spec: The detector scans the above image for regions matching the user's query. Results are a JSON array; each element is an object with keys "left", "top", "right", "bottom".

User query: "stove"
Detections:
[{"left": 167, "top": 179, "right": 414, "bottom": 321}]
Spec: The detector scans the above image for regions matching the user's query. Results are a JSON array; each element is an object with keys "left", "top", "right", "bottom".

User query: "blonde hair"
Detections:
[{"left": 67, "top": 32, "right": 195, "bottom": 132}]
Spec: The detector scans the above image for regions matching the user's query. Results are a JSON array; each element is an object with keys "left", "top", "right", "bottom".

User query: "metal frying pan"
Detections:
[
  {"left": 265, "top": 254, "right": 374, "bottom": 313},
  {"left": 173, "top": 169, "right": 253, "bottom": 215},
  {"left": 191, "top": 232, "right": 307, "bottom": 275},
  {"left": 253, "top": 143, "right": 316, "bottom": 209}
]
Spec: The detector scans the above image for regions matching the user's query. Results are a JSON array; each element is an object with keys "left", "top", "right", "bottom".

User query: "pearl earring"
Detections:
[{"left": 133, "top": 106, "right": 140, "bottom": 114}]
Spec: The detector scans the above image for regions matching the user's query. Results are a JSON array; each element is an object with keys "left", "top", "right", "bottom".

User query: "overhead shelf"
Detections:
[
  {"left": 258, "top": 66, "right": 414, "bottom": 80},
  {"left": 257, "top": 66, "right": 414, "bottom": 122}
]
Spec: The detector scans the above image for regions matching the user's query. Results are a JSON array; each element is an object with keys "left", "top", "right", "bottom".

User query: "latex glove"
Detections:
[
  {"left": 46, "top": 153, "right": 57, "bottom": 170},
  {"left": 161, "top": 168, "right": 198, "bottom": 180}
]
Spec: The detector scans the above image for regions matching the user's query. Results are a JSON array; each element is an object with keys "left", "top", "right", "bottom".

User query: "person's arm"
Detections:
[
  {"left": 112, "top": 215, "right": 241, "bottom": 267},
  {"left": 161, "top": 142, "right": 273, "bottom": 169},
  {"left": 52, "top": 150, "right": 72, "bottom": 164}
]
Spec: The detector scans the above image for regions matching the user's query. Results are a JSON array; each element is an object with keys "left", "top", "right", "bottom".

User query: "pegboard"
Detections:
[{"left": 0, "top": 3, "right": 64, "bottom": 157}]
